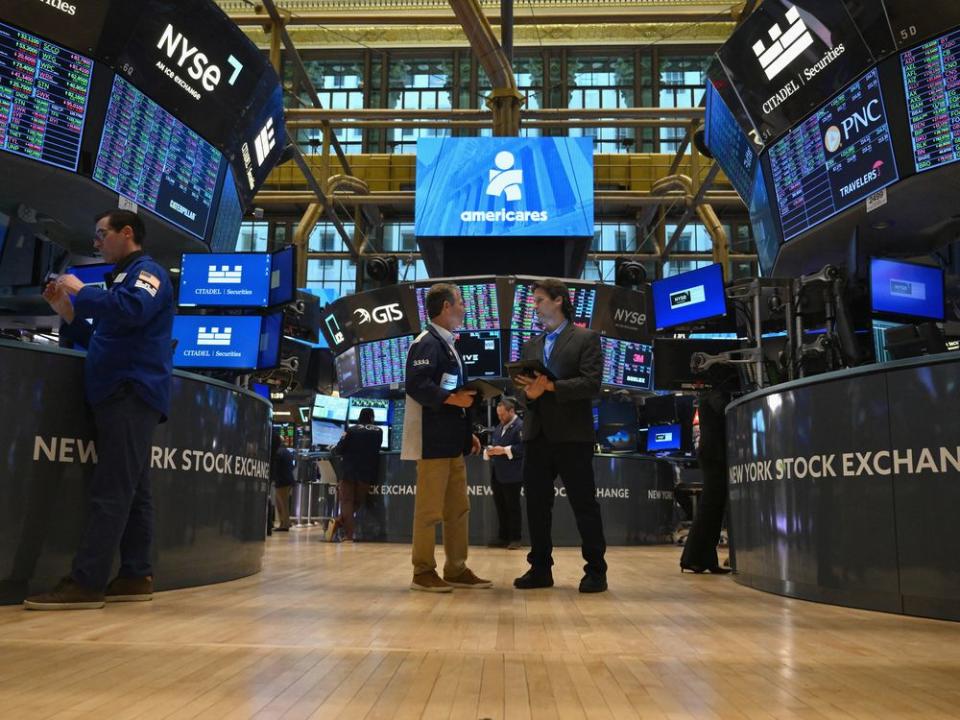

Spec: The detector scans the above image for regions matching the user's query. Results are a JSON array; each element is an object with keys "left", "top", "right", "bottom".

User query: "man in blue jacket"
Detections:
[
  {"left": 401, "top": 283, "right": 491, "bottom": 592},
  {"left": 484, "top": 397, "right": 524, "bottom": 549},
  {"left": 25, "top": 210, "right": 174, "bottom": 610}
]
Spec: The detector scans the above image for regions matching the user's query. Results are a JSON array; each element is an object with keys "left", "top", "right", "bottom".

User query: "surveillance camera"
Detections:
[{"left": 253, "top": 207, "right": 265, "bottom": 221}]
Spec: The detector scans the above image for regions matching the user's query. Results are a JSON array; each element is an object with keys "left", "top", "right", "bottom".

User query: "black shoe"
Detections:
[
  {"left": 513, "top": 568, "right": 553, "bottom": 589},
  {"left": 487, "top": 539, "right": 508, "bottom": 548},
  {"left": 579, "top": 573, "right": 608, "bottom": 593},
  {"left": 680, "top": 564, "right": 731, "bottom": 574}
]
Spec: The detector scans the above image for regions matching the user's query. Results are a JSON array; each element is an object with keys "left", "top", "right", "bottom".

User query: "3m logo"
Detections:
[
  {"left": 254, "top": 118, "right": 276, "bottom": 166},
  {"left": 670, "top": 285, "right": 706, "bottom": 309},
  {"left": 197, "top": 327, "right": 232, "bottom": 346},
  {"left": 752, "top": 5, "right": 814, "bottom": 81},
  {"left": 208, "top": 265, "right": 243, "bottom": 284},
  {"left": 486, "top": 151, "right": 523, "bottom": 201}
]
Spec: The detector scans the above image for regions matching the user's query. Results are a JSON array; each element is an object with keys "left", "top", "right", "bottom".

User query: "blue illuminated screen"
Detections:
[
  {"left": 416, "top": 137, "right": 594, "bottom": 237},
  {"left": 312, "top": 420, "right": 345, "bottom": 447},
  {"left": 313, "top": 394, "right": 350, "bottom": 422},
  {"left": 869, "top": 258, "right": 944, "bottom": 320},
  {"left": 647, "top": 423, "right": 682, "bottom": 452},
  {"left": 269, "top": 246, "right": 296, "bottom": 307},
  {"left": 705, "top": 81, "right": 757, "bottom": 203},
  {"left": 66, "top": 263, "right": 114, "bottom": 288},
  {"left": 172, "top": 314, "right": 263, "bottom": 369},
  {"left": 652, "top": 264, "right": 726, "bottom": 330},
  {"left": 178, "top": 253, "right": 272, "bottom": 307},
  {"left": 258, "top": 313, "right": 283, "bottom": 369}
]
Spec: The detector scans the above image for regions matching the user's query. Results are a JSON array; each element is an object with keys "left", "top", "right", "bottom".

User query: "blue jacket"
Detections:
[
  {"left": 488, "top": 416, "right": 524, "bottom": 484},
  {"left": 61, "top": 251, "right": 174, "bottom": 419},
  {"left": 400, "top": 324, "right": 474, "bottom": 460}
]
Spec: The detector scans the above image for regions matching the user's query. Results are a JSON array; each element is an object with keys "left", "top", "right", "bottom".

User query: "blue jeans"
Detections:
[{"left": 71, "top": 385, "right": 161, "bottom": 591}]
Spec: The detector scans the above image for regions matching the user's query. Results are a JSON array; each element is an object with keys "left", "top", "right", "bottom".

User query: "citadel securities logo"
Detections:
[
  {"left": 752, "top": 5, "right": 814, "bottom": 81},
  {"left": 354, "top": 303, "right": 404, "bottom": 325},
  {"left": 197, "top": 327, "right": 233, "bottom": 347},
  {"left": 36, "top": 0, "right": 76, "bottom": 16},
  {"left": 208, "top": 265, "right": 243, "bottom": 284},
  {"left": 254, "top": 118, "right": 277, "bottom": 166}
]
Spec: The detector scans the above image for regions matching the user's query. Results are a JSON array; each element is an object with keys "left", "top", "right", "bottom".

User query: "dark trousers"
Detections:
[
  {"left": 338, "top": 480, "right": 371, "bottom": 540},
  {"left": 491, "top": 476, "right": 522, "bottom": 542},
  {"left": 681, "top": 390, "right": 729, "bottom": 569},
  {"left": 523, "top": 437, "right": 607, "bottom": 575},
  {"left": 71, "top": 386, "right": 161, "bottom": 591}
]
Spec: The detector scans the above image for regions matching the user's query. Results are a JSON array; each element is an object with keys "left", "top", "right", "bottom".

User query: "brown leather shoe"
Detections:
[
  {"left": 23, "top": 577, "right": 105, "bottom": 610},
  {"left": 410, "top": 570, "right": 453, "bottom": 593},
  {"left": 443, "top": 568, "right": 493, "bottom": 589},
  {"left": 106, "top": 575, "right": 154, "bottom": 602}
]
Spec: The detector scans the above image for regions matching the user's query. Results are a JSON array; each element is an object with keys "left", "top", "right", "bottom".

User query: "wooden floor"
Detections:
[{"left": 2, "top": 534, "right": 960, "bottom": 720}]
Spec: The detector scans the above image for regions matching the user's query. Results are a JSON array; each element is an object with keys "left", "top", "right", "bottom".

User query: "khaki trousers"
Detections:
[
  {"left": 274, "top": 485, "right": 292, "bottom": 530},
  {"left": 412, "top": 456, "right": 470, "bottom": 576}
]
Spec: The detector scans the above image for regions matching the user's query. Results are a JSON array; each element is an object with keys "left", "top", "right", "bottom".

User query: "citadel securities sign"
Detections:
[
  {"left": 716, "top": 0, "right": 874, "bottom": 143},
  {"left": 415, "top": 137, "right": 595, "bottom": 237}
]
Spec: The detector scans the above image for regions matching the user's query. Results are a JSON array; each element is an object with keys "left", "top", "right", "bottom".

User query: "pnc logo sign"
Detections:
[
  {"left": 354, "top": 303, "right": 404, "bottom": 325},
  {"left": 752, "top": 5, "right": 814, "bottom": 81},
  {"left": 823, "top": 99, "right": 882, "bottom": 153},
  {"left": 156, "top": 24, "right": 244, "bottom": 93},
  {"left": 670, "top": 285, "right": 706, "bottom": 309}
]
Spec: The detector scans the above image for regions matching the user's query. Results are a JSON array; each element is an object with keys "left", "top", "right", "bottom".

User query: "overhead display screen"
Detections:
[
  {"left": 172, "top": 314, "right": 264, "bottom": 370},
  {"left": 652, "top": 264, "right": 727, "bottom": 331},
  {"left": 455, "top": 330, "right": 502, "bottom": 378},
  {"left": 313, "top": 394, "right": 350, "bottom": 422},
  {"left": 335, "top": 347, "right": 361, "bottom": 397},
  {"left": 269, "top": 245, "right": 296, "bottom": 307},
  {"left": 1, "top": 1, "right": 111, "bottom": 56},
  {"left": 749, "top": 164, "right": 783, "bottom": 276},
  {"left": 768, "top": 68, "right": 899, "bottom": 242},
  {"left": 415, "top": 281, "right": 499, "bottom": 330},
  {"left": 705, "top": 80, "right": 758, "bottom": 202},
  {"left": 901, "top": 28, "right": 960, "bottom": 174},
  {"left": 0, "top": 21, "right": 93, "bottom": 171},
  {"left": 511, "top": 281, "right": 596, "bottom": 331},
  {"left": 870, "top": 258, "right": 945, "bottom": 320},
  {"left": 601, "top": 337, "right": 653, "bottom": 391},
  {"left": 178, "top": 253, "right": 271, "bottom": 308},
  {"left": 415, "top": 137, "right": 594, "bottom": 237},
  {"left": 717, "top": 0, "right": 874, "bottom": 144},
  {"left": 358, "top": 335, "right": 413, "bottom": 388},
  {"left": 93, "top": 76, "right": 222, "bottom": 240}
]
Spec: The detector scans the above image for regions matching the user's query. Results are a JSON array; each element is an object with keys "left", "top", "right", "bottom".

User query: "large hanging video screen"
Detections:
[
  {"left": 92, "top": 76, "right": 222, "bottom": 240},
  {"left": 0, "top": 20, "right": 93, "bottom": 172},
  {"left": 768, "top": 68, "right": 899, "bottom": 242},
  {"left": 705, "top": 80, "right": 758, "bottom": 203}
]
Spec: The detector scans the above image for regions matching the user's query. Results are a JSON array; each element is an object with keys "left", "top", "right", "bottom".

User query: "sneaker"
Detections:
[
  {"left": 410, "top": 570, "right": 453, "bottom": 593},
  {"left": 23, "top": 577, "right": 105, "bottom": 610},
  {"left": 507, "top": 541, "right": 522, "bottom": 550},
  {"left": 324, "top": 519, "right": 341, "bottom": 542},
  {"left": 443, "top": 568, "right": 493, "bottom": 589},
  {"left": 513, "top": 568, "right": 554, "bottom": 589},
  {"left": 578, "top": 573, "right": 608, "bottom": 594},
  {"left": 105, "top": 576, "right": 153, "bottom": 603}
]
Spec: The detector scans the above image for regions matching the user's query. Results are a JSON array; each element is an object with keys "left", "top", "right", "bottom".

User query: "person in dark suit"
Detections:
[
  {"left": 330, "top": 408, "right": 383, "bottom": 542},
  {"left": 484, "top": 397, "right": 524, "bottom": 549},
  {"left": 513, "top": 278, "right": 608, "bottom": 593}
]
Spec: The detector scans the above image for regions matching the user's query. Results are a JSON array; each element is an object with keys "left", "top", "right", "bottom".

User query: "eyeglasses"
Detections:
[{"left": 94, "top": 228, "right": 111, "bottom": 241}]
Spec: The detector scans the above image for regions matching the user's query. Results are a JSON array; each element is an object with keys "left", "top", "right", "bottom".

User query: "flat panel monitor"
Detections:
[
  {"left": 705, "top": 79, "right": 758, "bottom": 203},
  {"left": 601, "top": 337, "right": 653, "bottom": 391},
  {"left": 869, "top": 257, "right": 945, "bottom": 320},
  {"left": 749, "top": 161, "right": 783, "bottom": 275},
  {"left": 358, "top": 335, "right": 413, "bottom": 388},
  {"left": 901, "top": 28, "right": 960, "bottom": 174},
  {"left": 334, "top": 347, "right": 361, "bottom": 397},
  {"left": 511, "top": 280, "right": 596, "bottom": 330},
  {"left": 455, "top": 329, "right": 502, "bottom": 378},
  {"left": 178, "top": 252, "right": 271, "bottom": 307},
  {"left": 415, "top": 280, "right": 500, "bottom": 330},
  {"left": 93, "top": 76, "right": 223, "bottom": 240},
  {"left": 347, "top": 397, "right": 390, "bottom": 423},
  {"left": 652, "top": 264, "right": 727, "bottom": 330},
  {"left": 0, "top": 21, "right": 93, "bottom": 171},
  {"left": 313, "top": 394, "right": 350, "bottom": 422},
  {"left": 251, "top": 382, "right": 270, "bottom": 401},
  {"left": 65, "top": 263, "right": 114, "bottom": 289},
  {"left": 767, "top": 67, "right": 899, "bottom": 242},
  {"left": 415, "top": 137, "right": 594, "bottom": 238},
  {"left": 172, "top": 314, "right": 263, "bottom": 369},
  {"left": 257, "top": 313, "right": 283, "bottom": 369},
  {"left": 599, "top": 425, "right": 637, "bottom": 453},
  {"left": 1, "top": 1, "right": 111, "bottom": 55},
  {"left": 312, "top": 420, "right": 345, "bottom": 447},
  {"left": 209, "top": 168, "right": 244, "bottom": 251},
  {"left": 647, "top": 423, "right": 682, "bottom": 452},
  {"left": 507, "top": 329, "right": 539, "bottom": 363},
  {"left": 269, "top": 245, "right": 296, "bottom": 307}
]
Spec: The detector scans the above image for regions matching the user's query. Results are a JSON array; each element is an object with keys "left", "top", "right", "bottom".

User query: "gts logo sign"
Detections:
[
  {"left": 157, "top": 24, "right": 244, "bottom": 92},
  {"left": 353, "top": 303, "right": 403, "bottom": 325}
]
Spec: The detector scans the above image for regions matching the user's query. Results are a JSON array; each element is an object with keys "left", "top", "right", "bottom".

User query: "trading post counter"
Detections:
[
  {"left": 726, "top": 352, "right": 960, "bottom": 622},
  {"left": 318, "top": 451, "right": 678, "bottom": 546},
  {"left": 0, "top": 339, "right": 272, "bottom": 606}
]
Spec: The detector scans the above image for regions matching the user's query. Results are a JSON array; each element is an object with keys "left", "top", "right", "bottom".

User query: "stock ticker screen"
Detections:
[
  {"left": 511, "top": 282, "right": 596, "bottom": 330},
  {"left": 705, "top": 81, "right": 757, "bottom": 203},
  {"left": 601, "top": 337, "right": 653, "bottom": 391},
  {"left": 0, "top": 21, "right": 92, "bottom": 171},
  {"left": 902, "top": 28, "right": 960, "bottom": 174},
  {"left": 768, "top": 67, "right": 899, "bottom": 242},
  {"left": 93, "top": 76, "right": 222, "bottom": 240},
  {"left": 358, "top": 335, "right": 413, "bottom": 388},
  {"left": 415, "top": 282, "right": 500, "bottom": 330},
  {"left": 507, "top": 330, "right": 539, "bottom": 362}
]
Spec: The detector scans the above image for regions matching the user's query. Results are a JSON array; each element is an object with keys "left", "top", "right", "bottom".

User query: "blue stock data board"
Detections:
[
  {"left": 93, "top": 76, "right": 222, "bottom": 240},
  {"left": 768, "top": 68, "right": 899, "bottom": 242},
  {"left": 0, "top": 21, "right": 92, "bottom": 171},
  {"left": 358, "top": 336, "right": 413, "bottom": 388},
  {"left": 705, "top": 80, "right": 757, "bottom": 203}
]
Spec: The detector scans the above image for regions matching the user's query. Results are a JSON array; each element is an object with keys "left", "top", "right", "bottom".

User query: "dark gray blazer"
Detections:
[{"left": 519, "top": 322, "right": 602, "bottom": 444}]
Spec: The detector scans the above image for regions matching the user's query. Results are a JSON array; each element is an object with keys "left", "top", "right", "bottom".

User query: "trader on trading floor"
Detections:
[{"left": 26, "top": 210, "right": 174, "bottom": 610}]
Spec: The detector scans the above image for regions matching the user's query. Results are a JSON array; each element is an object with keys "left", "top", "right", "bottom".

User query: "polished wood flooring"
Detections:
[{"left": 2, "top": 532, "right": 960, "bottom": 719}]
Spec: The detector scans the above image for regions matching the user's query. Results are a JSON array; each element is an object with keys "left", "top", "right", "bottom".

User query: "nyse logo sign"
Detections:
[
  {"left": 890, "top": 279, "right": 926, "bottom": 300},
  {"left": 197, "top": 327, "right": 232, "bottom": 346},
  {"left": 613, "top": 308, "right": 647, "bottom": 329},
  {"left": 156, "top": 24, "right": 244, "bottom": 96},
  {"left": 354, "top": 303, "right": 403, "bottom": 325},
  {"left": 655, "top": 431, "right": 674, "bottom": 443},
  {"left": 208, "top": 265, "right": 243, "bottom": 284},
  {"left": 670, "top": 285, "right": 706, "bottom": 309}
]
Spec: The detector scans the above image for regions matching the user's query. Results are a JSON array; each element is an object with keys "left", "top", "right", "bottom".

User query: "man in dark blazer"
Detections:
[
  {"left": 330, "top": 408, "right": 383, "bottom": 542},
  {"left": 484, "top": 397, "right": 524, "bottom": 549},
  {"left": 513, "top": 278, "right": 608, "bottom": 593}
]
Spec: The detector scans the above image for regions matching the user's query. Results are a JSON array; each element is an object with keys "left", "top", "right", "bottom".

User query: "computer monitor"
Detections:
[
  {"left": 172, "top": 315, "right": 265, "bottom": 370},
  {"left": 269, "top": 246, "right": 296, "bottom": 307},
  {"left": 647, "top": 423, "right": 682, "bottom": 452},
  {"left": 652, "top": 264, "right": 727, "bottom": 330},
  {"left": 311, "top": 420, "right": 345, "bottom": 447},
  {"left": 251, "top": 382, "right": 271, "bottom": 401},
  {"left": 178, "top": 253, "right": 272, "bottom": 308},
  {"left": 415, "top": 279, "right": 500, "bottom": 330},
  {"left": 869, "top": 258, "right": 945, "bottom": 321},
  {"left": 511, "top": 279, "right": 596, "bottom": 330},
  {"left": 65, "top": 263, "right": 115, "bottom": 289},
  {"left": 357, "top": 336, "right": 413, "bottom": 388},
  {"left": 600, "top": 337, "right": 653, "bottom": 390},
  {"left": 347, "top": 398, "right": 390, "bottom": 423},
  {"left": 599, "top": 424, "right": 637, "bottom": 452},
  {"left": 313, "top": 394, "right": 350, "bottom": 422},
  {"left": 335, "top": 347, "right": 361, "bottom": 397},
  {"left": 455, "top": 330, "right": 503, "bottom": 378}
]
